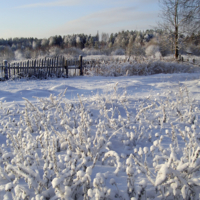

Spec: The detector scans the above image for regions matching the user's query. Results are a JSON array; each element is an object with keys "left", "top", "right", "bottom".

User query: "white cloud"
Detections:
[{"left": 49, "top": 6, "right": 158, "bottom": 36}]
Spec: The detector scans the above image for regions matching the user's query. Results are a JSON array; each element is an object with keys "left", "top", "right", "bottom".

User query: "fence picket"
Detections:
[
  {"left": 50, "top": 59, "right": 52, "bottom": 75},
  {"left": 24, "top": 62, "right": 25, "bottom": 75},
  {"left": 47, "top": 59, "right": 49, "bottom": 76},
  {"left": 37, "top": 60, "right": 38, "bottom": 76},
  {"left": 13, "top": 63, "right": 15, "bottom": 76},
  {"left": 41, "top": 59, "right": 44, "bottom": 78},
  {"left": 53, "top": 58, "right": 55, "bottom": 74},
  {"left": 1, "top": 56, "right": 83, "bottom": 80},
  {"left": 27, "top": 60, "right": 29, "bottom": 76},
  {"left": 55, "top": 58, "right": 57, "bottom": 74},
  {"left": 79, "top": 55, "right": 83, "bottom": 76},
  {"left": 22, "top": 62, "right": 24, "bottom": 76},
  {"left": 3, "top": 60, "right": 8, "bottom": 80},
  {"left": 8, "top": 63, "right": 10, "bottom": 78},
  {"left": 33, "top": 60, "right": 36, "bottom": 76},
  {"left": 16, "top": 63, "right": 18, "bottom": 76},
  {"left": 64, "top": 58, "right": 68, "bottom": 77},
  {"left": 19, "top": 62, "right": 21, "bottom": 76},
  {"left": 44, "top": 58, "right": 46, "bottom": 77}
]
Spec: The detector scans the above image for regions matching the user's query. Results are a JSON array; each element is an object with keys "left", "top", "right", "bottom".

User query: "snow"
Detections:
[
  {"left": 155, "top": 164, "right": 169, "bottom": 186},
  {"left": 5, "top": 182, "right": 14, "bottom": 191},
  {"left": 0, "top": 73, "right": 199, "bottom": 103},
  {"left": 0, "top": 71, "right": 200, "bottom": 199}
]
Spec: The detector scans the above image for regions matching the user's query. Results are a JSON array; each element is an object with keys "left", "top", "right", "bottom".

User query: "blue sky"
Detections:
[{"left": 0, "top": 0, "right": 159, "bottom": 39}]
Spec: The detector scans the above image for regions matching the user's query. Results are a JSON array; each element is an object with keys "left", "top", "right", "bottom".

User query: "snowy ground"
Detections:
[
  {"left": 0, "top": 73, "right": 200, "bottom": 199},
  {"left": 0, "top": 73, "right": 200, "bottom": 103}
]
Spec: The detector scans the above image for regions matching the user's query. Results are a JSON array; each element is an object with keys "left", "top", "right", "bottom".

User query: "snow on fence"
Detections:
[
  {"left": 0, "top": 55, "right": 199, "bottom": 80},
  {"left": 0, "top": 55, "right": 83, "bottom": 80}
]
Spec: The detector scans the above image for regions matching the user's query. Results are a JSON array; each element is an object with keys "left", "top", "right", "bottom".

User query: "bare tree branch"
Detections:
[{"left": 158, "top": 0, "right": 200, "bottom": 59}]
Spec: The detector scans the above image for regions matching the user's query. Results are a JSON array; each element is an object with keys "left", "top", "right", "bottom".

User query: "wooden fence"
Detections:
[
  {"left": 0, "top": 55, "right": 83, "bottom": 80},
  {"left": 0, "top": 55, "right": 199, "bottom": 80}
]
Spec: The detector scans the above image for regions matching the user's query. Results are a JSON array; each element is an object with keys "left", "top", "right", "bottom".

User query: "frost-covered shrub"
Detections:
[
  {"left": 111, "top": 48, "right": 125, "bottom": 56},
  {"left": 63, "top": 47, "right": 83, "bottom": 57},
  {"left": 83, "top": 59, "right": 198, "bottom": 76},
  {"left": 123, "top": 86, "right": 200, "bottom": 199},
  {"left": 145, "top": 45, "right": 160, "bottom": 57},
  {"left": 82, "top": 48, "right": 102, "bottom": 55},
  {"left": 0, "top": 86, "right": 132, "bottom": 199},
  {"left": 155, "top": 51, "right": 162, "bottom": 59},
  {"left": 49, "top": 46, "right": 61, "bottom": 57},
  {"left": 0, "top": 83, "right": 200, "bottom": 199}
]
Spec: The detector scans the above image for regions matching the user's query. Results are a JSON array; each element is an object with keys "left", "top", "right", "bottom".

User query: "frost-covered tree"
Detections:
[
  {"left": 134, "top": 32, "right": 143, "bottom": 46},
  {"left": 49, "top": 36, "right": 55, "bottom": 46},
  {"left": 158, "top": 0, "right": 200, "bottom": 59},
  {"left": 76, "top": 36, "right": 82, "bottom": 48},
  {"left": 32, "top": 41, "right": 38, "bottom": 49},
  {"left": 41, "top": 39, "right": 48, "bottom": 47},
  {"left": 126, "top": 35, "right": 134, "bottom": 57}
]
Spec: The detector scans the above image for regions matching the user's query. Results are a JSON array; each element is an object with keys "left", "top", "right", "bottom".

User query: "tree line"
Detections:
[
  {"left": 0, "top": 29, "right": 199, "bottom": 61},
  {"left": 0, "top": 0, "right": 200, "bottom": 61}
]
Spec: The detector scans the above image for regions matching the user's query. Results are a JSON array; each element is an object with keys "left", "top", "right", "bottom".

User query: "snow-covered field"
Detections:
[{"left": 0, "top": 72, "right": 200, "bottom": 199}]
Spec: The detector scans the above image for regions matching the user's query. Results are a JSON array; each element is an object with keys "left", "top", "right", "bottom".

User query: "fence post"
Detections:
[
  {"left": 13, "top": 63, "right": 15, "bottom": 76},
  {"left": 64, "top": 60, "right": 68, "bottom": 78},
  {"left": 27, "top": 60, "right": 29, "bottom": 77},
  {"left": 79, "top": 55, "right": 83, "bottom": 76},
  {"left": 34, "top": 60, "right": 36, "bottom": 76},
  {"left": 46, "top": 59, "right": 49, "bottom": 77},
  {"left": 56, "top": 57, "right": 58, "bottom": 77},
  {"left": 8, "top": 63, "right": 11, "bottom": 78},
  {"left": 17, "top": 63, "right": 19, "bottom": 76},
  {"left": 3, "top": 60, "right": 8, "bottom": 80},
  {"left": 49, "top": 59, "right": 52, "bottom": 76},
  {"left": 20, "top": 62, "right": 22, "bottom": 77}
]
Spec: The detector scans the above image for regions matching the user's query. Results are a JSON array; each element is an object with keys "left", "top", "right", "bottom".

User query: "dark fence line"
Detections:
[{"left": 0, "top": 55, "right": 83, "bottom": 80}]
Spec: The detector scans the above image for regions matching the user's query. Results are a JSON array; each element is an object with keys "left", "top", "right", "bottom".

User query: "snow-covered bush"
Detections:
[
  {"left": 63, "top": 47, "right": 83, "bottom": 57},
  {"left": 111, "top": 48, "right": 125, "bottom": 56},
  {"left": 83, "top": 58, "right": 198, "bottom": 76},
  {"left": 49, "top": 46, "right": 61, "bottom": 57},
  {"left": 155, "top": 51, "right": 162, "bottom": 59},
  {"left": 14, "top": 49, "right": 27, "bottom": 61},
  {"left": 82, "top": 48, "right": 102, "bottom": 56},
  {"left": 0, "top": 83, "right": 200, "bottom": 199},
  {"left": 145, "top": 45, "right": 160, "bottom": 57}
]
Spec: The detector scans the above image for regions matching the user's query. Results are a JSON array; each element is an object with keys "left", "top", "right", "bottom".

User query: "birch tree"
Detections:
[{"left": 158, "top": 0, "right": 200, "bottom": 59}]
